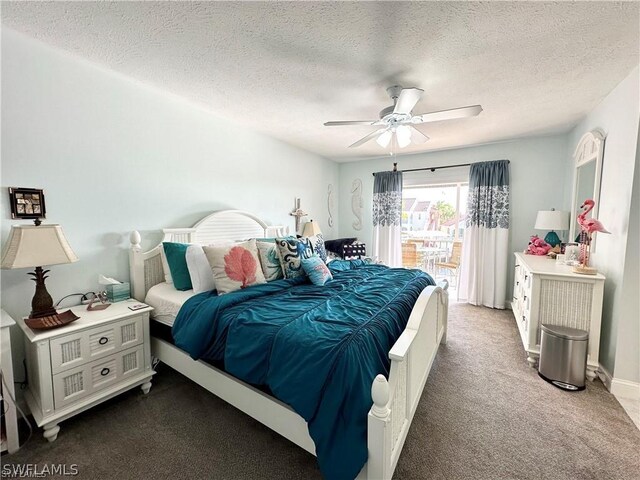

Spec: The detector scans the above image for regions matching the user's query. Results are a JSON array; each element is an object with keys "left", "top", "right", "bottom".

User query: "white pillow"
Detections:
[
  {"left": 185, "top": 245, "right": 216, "bottom": 294},
  {"left": 160, "top": 247, "right": 173, "bottom": 284}
]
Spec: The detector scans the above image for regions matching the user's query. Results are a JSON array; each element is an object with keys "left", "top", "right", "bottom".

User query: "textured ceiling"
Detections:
[{"left": 2, "top": 2, "right": 639, "bottom": 161}]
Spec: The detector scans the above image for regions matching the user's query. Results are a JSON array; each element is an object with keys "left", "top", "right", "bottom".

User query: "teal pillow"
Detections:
[
  {"left": 162, "top": 242, "right": 192, "bottom": 291},
  {"left": 301, "top": 255, "right": 333, "bottom": 286}
]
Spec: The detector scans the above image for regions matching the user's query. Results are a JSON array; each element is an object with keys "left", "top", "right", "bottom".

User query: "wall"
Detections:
[
  {"left": 1, "top": 30, "right": 339, "bottom": 375},
  {"left": 337, "top": 135, "right": 569, "bottom": 304},
  {"left": 614, "top": 134, "right": 639, "bottom": 388},
  {"left": 564, "top": 66, "right": 639, "bottom": 382}
]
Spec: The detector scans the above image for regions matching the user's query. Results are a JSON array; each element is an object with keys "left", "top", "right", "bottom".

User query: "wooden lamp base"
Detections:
[
  {"left": 573, "top": 265, "right": 598, "bottom": 275},
  {"left": 28, "top": 266, "right": 58, "bottom": 319}
]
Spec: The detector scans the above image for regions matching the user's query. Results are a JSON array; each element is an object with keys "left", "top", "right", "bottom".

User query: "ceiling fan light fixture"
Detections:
[
  {"left": 396, "top": 125, "right": 411, "bottom": 148},
  {"left": 324, "top": 85, "right": 482, "bottom": 149},
  {"left": 376, "top": 130, "right": 393, "bottom": 148}
]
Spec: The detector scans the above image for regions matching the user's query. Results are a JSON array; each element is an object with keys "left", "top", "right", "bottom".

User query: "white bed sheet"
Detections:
[{"left": 144, "top": 282, "right": 196, "bottom": 326}]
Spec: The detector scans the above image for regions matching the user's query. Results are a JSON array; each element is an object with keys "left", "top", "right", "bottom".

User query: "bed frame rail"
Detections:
[{"left": 365, "top": 280, "right": 448, "bottom": 479}]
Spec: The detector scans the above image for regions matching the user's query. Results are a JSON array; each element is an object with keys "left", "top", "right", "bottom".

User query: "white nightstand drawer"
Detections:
[
  {"left": 50, "top": 314, "right": 144, "bottom": 374},
  {"left": 53, "top": 345, "right": 145, "bottom": 409}
]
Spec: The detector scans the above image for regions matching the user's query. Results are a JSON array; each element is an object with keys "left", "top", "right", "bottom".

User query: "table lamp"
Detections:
[
  {"left": 302, "top": 220, "right": 322, "bottom": 237},
  {"left": 534, "top": 209, "right": 569, "bottom": 247},
  {"left": 1, "top": 224, "right": 78, "bottom": 318}
]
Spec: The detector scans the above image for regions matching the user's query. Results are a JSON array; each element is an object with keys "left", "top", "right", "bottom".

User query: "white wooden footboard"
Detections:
[{"left": 364, "top": 280, "right": 449, "bottom": 480}]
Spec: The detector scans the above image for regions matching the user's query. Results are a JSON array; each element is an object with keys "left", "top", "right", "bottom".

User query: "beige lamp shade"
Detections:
[
  {"left": 1, "top": 224, "right": 78, "bottom": 269},
  {"left": 534, "top": 210, "right": 570, "bottom": 231},
  {"left": 302, "top": 220, "right": 322, "bottom": 237}
]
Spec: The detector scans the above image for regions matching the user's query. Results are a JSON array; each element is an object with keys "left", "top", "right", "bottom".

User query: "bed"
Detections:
[{"left": 129, "top": 210, "right": 448, "bottom": 480}]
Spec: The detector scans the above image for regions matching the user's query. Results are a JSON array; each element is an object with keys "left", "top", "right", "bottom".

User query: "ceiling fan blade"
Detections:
[
  {"left": 324, "top": 120, "right": 377, "bottom": 126},
  {"left": 393, "top": 88, "right": 424, "bottom": 115},
  {"left": 412, "top": 105, "right": 483, "bottom": 124},
  {"left": 410, "top": 126, "right": 429, "bottom": 144},
  {"left": 348, "top": 128, "right": 388, "bottom": 148}
]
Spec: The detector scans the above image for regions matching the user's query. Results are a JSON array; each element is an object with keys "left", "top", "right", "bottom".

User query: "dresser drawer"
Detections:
[
  {"left": 50, "top": 314, "right": 144, "bottom": 374},
  {"left": 520, "top": 267, "right": 532, "bottom": 298},
  {"left": 52, "top": 345, "right": 145, "bottom": 409}
]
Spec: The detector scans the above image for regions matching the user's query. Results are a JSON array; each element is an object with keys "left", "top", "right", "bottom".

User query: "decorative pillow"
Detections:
[
  {"left": 307, "top": 233, "right": 327, "bottom": 263},
  {"left": 301, "top": 255, "right": 333, "bottom": 286},
  {"left": 324, "top": 237, "right": 358, "bottom": 259},
  {"left": 203, "top": 239, "right": 266, "bottom": 294},
  {"left": 275, "top": 237, "right": 313, "bottom": 279},
  {"left": 256, "top": 241, "right": 284, "bottom": 282},
  {"left": 343, "top": 243, "right": 367, "bottom": 260},
  {"left": 162, "top": 242, "right": 192, "bottom": 291},
  {"left": 185, "top": 245, "right": 216, "bottom": 293}
]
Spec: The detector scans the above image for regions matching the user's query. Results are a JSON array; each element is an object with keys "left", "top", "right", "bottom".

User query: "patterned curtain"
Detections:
[
  {"left": 372, "top": 171, "right": 403, "bottom": 267},
  {"left": 459, "top": 160, "right": 510, "bottom": 308}
]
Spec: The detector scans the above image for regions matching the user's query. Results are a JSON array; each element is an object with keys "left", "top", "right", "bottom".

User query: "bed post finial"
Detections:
[
  {"left": 371, "top": 374, "right": 390, "bottom": 418},
  {"left": 130, "top": 230, "right": 141, "bottom": 252}
]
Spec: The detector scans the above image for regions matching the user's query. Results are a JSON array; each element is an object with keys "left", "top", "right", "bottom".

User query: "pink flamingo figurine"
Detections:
[
  {"left": 575, "top": 199, "right": 609, "bottom": 274},
  {"left": 577, "top": 199, "right": 610, "bottom": 234}
]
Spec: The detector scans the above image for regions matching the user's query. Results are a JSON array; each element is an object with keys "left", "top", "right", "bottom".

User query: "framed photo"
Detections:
[{"left": 8, "top": 187, "right": 46, "bottom": 220}]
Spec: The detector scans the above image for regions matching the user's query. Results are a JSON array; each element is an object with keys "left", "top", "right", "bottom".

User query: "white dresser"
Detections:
[
  {"left": 511, "top": 252, "right": 605, "bottom": 381},
  {"left": 16, "top": 300, "right": 155, "bottom": 442}
]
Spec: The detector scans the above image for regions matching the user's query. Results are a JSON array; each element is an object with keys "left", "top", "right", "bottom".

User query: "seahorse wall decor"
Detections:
[
  {"left": 351, "top": 179, "right": 363, "bottom": 231},
  {"left": 327, "top": 184, "right": 335, "bottom": 228}
]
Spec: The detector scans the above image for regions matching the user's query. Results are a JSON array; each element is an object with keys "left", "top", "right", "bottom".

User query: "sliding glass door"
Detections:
[{"left": 401, "top": 182, "right": 468, "bottom": 291}]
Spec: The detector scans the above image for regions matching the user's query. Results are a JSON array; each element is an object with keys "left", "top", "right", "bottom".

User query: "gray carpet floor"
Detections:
[{"left": 3, "top": 303, "right": 639, "bottom": 479}]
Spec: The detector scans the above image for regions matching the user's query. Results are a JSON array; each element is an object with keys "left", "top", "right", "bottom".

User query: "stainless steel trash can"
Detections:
[{"left": 538, "top": 324, "right": 588, "bottom": 391}]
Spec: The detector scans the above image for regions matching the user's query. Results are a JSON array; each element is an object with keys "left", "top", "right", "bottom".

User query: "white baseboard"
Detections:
[
  {"left": 611, "top": 378, "right": 640, "bottom": 400},
  {"left": 598, "top": 364, "right": 613, "bottom": 391},
  {"left": 598, "top": 364, "right": 640, "bottom": 400}
]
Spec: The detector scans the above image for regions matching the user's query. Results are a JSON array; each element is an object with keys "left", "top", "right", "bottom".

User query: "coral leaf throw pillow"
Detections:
[{"left": 203, "top": 239, "right": 266, "bottom": 294}]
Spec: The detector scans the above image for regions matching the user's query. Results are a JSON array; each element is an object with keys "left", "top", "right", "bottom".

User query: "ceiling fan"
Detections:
[{"left": 324, "top": 85, "right": 482, "bottom": 149}]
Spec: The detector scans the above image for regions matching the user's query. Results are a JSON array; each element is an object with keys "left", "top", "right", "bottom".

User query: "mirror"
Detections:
[
  {"left": 570, "top": 130, "right": 605, "bottom": 250},
  {"left": 573, "top": 161, "right": 597, "bottom": 236}
]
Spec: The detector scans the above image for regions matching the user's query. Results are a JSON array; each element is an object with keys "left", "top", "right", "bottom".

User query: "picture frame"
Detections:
[{"left": 8, "top": 187, "right": 46, "bottom": 220}]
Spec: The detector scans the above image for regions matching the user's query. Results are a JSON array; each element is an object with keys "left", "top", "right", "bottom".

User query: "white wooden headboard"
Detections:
[{"left": 129, "top": 210, "right": 289, "bottom": 301}]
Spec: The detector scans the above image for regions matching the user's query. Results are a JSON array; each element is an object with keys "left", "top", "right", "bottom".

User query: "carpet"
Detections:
[{"left": 3, "top": 303, "right": 639, "bottom": 479}]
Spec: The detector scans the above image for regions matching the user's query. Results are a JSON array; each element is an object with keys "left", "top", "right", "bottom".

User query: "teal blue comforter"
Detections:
[{"left": 172, "top": 260, "right": 433, "bottom": 479}]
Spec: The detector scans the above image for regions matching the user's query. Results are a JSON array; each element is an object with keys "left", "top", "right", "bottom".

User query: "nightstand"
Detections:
[{"left": 16, "top": 300, "right": 155, "bottom": 442}]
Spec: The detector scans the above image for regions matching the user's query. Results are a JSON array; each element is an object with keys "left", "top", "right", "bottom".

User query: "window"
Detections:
[{"left": 402, "top": 183, "right": 468, "bottom": 241}]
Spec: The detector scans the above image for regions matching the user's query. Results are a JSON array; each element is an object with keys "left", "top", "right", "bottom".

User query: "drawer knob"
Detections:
[
  {"left": 524, "top": 295, "right": 527, "bottom": 301},
  {"left": 525, "top": 275, "right": 528, "bottom": 280},
  {"left": 98, "top": 337, "right": 109, "bottom": 345},
  {"left": 516, "top": 281, "right": 519, "bottom": 285},
  {"left": 100, "top": 367, "right": 110, "bottom": 376}
]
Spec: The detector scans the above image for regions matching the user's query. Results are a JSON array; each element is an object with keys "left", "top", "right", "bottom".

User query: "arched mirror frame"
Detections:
[{"left": 569, "top": 129, "right": 606, "bottom": 252}]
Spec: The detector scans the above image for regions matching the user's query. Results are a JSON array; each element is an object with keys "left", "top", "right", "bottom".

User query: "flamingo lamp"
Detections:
[{"left": 574, "top": 198, "right": 610, "bottom": 275}]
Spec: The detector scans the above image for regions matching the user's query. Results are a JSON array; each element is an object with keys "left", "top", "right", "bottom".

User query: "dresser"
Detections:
[
  {"left": 511, "top": 252, "right": 605, "bottom": 381},
  {"left": 16, "top": 300, "right": 155, "bottom": 442}
]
